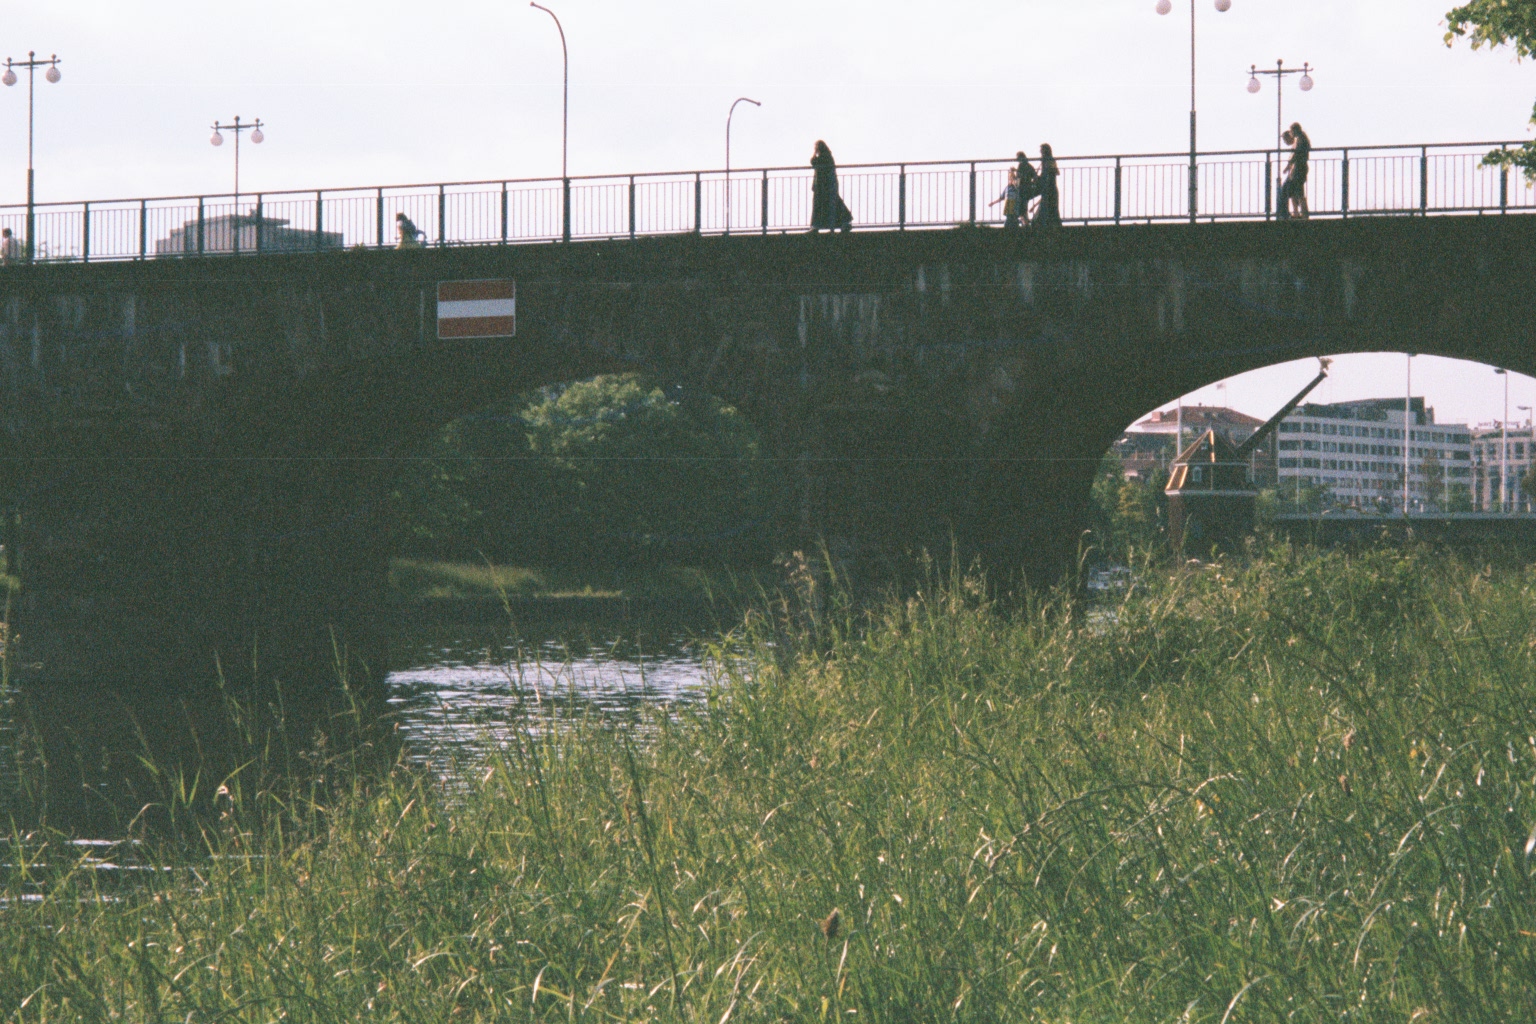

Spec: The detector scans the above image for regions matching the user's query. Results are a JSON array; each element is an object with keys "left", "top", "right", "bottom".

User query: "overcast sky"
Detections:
[{"left": 0, "top": 0, "right": 1531, "bottom": 425}]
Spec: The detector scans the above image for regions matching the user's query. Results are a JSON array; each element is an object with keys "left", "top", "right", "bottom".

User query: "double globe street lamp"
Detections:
[
  {"left": 1155, "top": 0, "right": 1232, "bottom": 223},
  {"left": 1246, "top": 60, "right": 1314, "bottom": 215},
  {"left": 3, "top": 51, "right": 62, "bottom": 263},
  {"left": 210, "top": 117, "right": 264, "bottom": 254}
]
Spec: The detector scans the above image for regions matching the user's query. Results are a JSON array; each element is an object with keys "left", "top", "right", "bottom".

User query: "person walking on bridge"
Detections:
[
  {"left": 0, "top": 228, "right": 19, "bottom": 265},
  {"left": 810, "top": 140, "right": 853, "bottom": 233},
  {"left": 989, "top": 166, "right": 1023, "bottom": 229},
  {"left": 1033, "top": 143, "right": 1061, "bottom": 229},
  {"left": 1015, "top": 150, "right": 1042, "bottom": 223},
  {"left": 395, "top": 211, "right": 424, "bottom": 248}
]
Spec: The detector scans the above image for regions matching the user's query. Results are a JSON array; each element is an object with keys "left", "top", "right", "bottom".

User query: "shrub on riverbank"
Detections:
[{"left": 4, "top": 546, "right": 1535, "bottom": 1021}]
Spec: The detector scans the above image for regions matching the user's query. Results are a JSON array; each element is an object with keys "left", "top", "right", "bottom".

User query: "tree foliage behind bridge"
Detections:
[
  {"left": 1446, "top": 0, "right": 1536, "bottom": 177},
  {"left": 392, "top": 373, "right": 770, "bottom": 565}
]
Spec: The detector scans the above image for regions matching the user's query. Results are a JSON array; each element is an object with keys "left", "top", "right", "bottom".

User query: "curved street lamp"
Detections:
[
  {"left": 725, "top": 96, "right": 761, "bottom": 235},
  {"left": 530, "top": 2, "right": 570, "bottom": 241},
  {"left": 1155, "top": 0, "right": 1233, "bottom": 223},
  {"left": 3, "top": 51, "right": 62, "bottom": 262}
]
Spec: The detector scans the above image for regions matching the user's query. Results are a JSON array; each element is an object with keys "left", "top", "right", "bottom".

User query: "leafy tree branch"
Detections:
[{"left": 1446, "top": 0, "right": 1536, "bottom": 177}]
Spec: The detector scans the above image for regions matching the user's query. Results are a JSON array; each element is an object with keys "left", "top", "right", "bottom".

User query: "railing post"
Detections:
[
  {"left": 255, "top": 195, "right": 264, "bottom": 253},
  {"left": 562, "top": 177, "right": 571, "bottom": 242},
  {"left": 376, "top": 188, "right": 385, "bottom": 248},
  {"left": 81, "top": 202, "right": 90, "bottom": 262},
  {"left": 899, "top": 164, "right": 906, "bottom": 230},
  {"left": 1341, "top": 150, "right": 1350, "bottom": 220},
  {"left": 628, "top": 176, "right": 637, "bottom": 239},
  {"left": 761, "top": 169, "right": 768, "bottom": 235},
  {"left": 315, "top": 190, "right": 324, "bottom": 251},
  {"left": 1419, "top": 146, "right": 1428, "bottom": 215},
  {"left": 438, "top": 184, "right": 447, "bottom": 247},
  {"left": 968, "top": 162, "right": 976, "bottom": 225},
  {"left": 501, "top": 183, "right": 509, "bottom": 243},
  {"left": 694, "top": 172, "right": 702, "bottom": 234},
  {"left": 1264, "top": 154, "right": 1273, "bottom": 220},
  {"left": 197, "top": 198, "right": 204, "bottom": 256},
  {"left": 138, "top": 199, "right": 147, "bottom": 260},
  {"left": 1113, "top": 157, "right": 1122, "bottom": 225}
]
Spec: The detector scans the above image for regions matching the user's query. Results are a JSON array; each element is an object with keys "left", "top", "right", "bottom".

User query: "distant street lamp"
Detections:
[
  {"left": 3, "top": 51, "right": 63, "bottom": 263},
  {"left": 1155, "top": 0, "right": 1235, "bottom": 223},
  {"left": 1496, "top": 367, "right": 1509, "bottom": 512},
  {"left": 1404, "top": 353, "right": 1414, "bottom": 515},
  {"left": 530, "top": 2, "right": 570, "bottom": 241},
  {"left": 1246, "top": 60, "right": 1314, "bottom": 218},
  {"left": 210, "top": 116, "right": 264, "bottom": 253},
  {"left": 1520, "top": 405, "right": 1533, "bottom": 511},
  {"left": 725, "top": 96, "right": 761, "bottom": 235}
]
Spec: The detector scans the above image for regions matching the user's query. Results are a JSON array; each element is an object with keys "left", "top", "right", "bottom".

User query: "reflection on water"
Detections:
[{"left": 385, "top": 624, "right": 720, "bottom": 776}]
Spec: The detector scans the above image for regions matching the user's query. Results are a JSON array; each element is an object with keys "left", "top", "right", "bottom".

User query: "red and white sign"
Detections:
[{"left": 437, "top": 279, "right": 516, "bottom": 339}]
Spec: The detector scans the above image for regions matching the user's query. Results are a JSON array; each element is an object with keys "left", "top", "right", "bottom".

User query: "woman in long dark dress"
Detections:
[
  {"left": 1034, "top": 143, "right": 1061, "bottom": 229},
  {"left": 810, "top": 140, "right": 851, "bottom": 232}
]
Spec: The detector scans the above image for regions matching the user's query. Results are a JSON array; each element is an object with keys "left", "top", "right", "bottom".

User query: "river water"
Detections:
[
  {"left": 0, "top": 607, "right": 729, "bottom": 831},
  {"left": 384, "top": 617, "right": 722, "bottom": 775}
]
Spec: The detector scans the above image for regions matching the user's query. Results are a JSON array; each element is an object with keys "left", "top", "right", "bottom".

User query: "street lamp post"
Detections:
[
  {"left": 530, "top": 2, "right": 570, "bottom": 242},
  {"left": 1520, "top": 405, "right": 1533, "bottom": 511},
  {"left": 1156, "top": 0, "right": 1233, "bottom": 224},
  {"left": 2, "top": 52, "right": 62, "bottom": 263},
  {"left": 1246, "top": 60, "right": 1314, "bottom": 219},
  {"left": 725, "top": 96, "right": 761, "bottom": 235},
  {"left": 1497, "top": 368, "right": 1509, "bottom": 512},
  {"left": 210, "top": 117, "right": 265, "bottom": 255},
  {"left": 1404, "top": 354, "right": 1414, "bottom": 516}
]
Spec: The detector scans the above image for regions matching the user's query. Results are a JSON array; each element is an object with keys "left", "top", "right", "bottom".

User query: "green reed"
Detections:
[{"left": 3, "top": 544, "right": 1535, "bottom": 1022}]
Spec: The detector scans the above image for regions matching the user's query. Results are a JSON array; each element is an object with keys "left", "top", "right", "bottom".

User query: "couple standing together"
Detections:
[
  {"left": 1277, "top": 122, "right": 1311, "bottom": 220},
  {"left": 990, "top": 146, "right": 1061, "bottom": 230}
]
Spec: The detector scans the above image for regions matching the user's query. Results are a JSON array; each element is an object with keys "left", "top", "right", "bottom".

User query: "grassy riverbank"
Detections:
[{"left": 5, "top": 546, "right": 1536, "bottom": 1021}]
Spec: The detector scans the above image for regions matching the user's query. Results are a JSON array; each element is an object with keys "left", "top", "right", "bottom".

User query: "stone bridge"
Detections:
[{"left": 0, "top": 214, "right": 1530, "bottom": 691}]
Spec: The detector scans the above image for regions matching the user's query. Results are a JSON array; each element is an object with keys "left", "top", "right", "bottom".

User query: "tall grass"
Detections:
[{"left": 3, "top": 545, "right": 1535, "bottom": 1022}]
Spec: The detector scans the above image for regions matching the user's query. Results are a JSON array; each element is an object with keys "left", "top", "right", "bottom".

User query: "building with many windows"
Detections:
[
  {"left": 1275, "top": 398, "right": 1473, "bottom": 512},
  {"left": 1470, "top": 425, "right": 1534, "bottom": 511}
]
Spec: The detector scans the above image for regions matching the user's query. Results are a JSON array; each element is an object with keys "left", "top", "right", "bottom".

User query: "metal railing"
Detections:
[{"left": 1, "top": 140, "right": 1531, "bottom": 263}]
